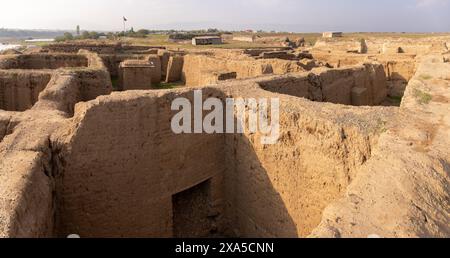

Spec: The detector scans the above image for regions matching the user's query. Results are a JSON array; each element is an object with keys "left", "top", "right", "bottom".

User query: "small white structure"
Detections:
[
  {"left": 192, "top": 36, "right": 223, "bottom": 46},
  {"left": 322, "top": 32, "right": 343, "bottom": 38},
  {"left": 233, "top": 36, "right": 256, "bottom": 43}
]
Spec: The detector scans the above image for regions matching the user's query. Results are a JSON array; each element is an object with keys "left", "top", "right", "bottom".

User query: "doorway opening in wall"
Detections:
[
  {"left": 110, "top": 75, "right": 120, "bottom": 91},
  {"left": 172, "top": 179, "right": 219, "bottom": 238}
]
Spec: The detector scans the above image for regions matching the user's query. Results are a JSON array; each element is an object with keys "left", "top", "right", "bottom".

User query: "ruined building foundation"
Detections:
[{"left": 0, "top": 40, "right": 449, "bottom": 238}]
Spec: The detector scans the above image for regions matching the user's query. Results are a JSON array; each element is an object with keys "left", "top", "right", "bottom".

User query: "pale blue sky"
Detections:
[{"left": 1, "top": 0, "right": 449, "bottom": 32}]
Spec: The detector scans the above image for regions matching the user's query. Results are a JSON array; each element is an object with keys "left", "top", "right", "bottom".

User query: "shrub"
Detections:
[{"left": 413, "top": 89, "right": 432, "bottom": 105}]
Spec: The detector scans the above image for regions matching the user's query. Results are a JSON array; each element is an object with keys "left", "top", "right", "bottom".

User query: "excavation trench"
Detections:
[
  {"left": 0, "top": 52, "right": 106, "bottom": 112},
  {"left": 0, "top": 54, "right": 89, "bottom": 70},
  {"left": 1, "top": 42, "right": 448, "bottom": 238},
  {"left": 1, "top": 49, "right": 395, "bottom": 238},
  {"left": 0, "top": 71, "right": 52, "bottom": 111},
  {"left": 45, "top": 86, "right": 382, "bottom": 238},
  {"left": 308, "top": 53, "right": 418, "bottom": 106},
  {"left": 258, "top": 62, "right": 412, "bottom": 107}
]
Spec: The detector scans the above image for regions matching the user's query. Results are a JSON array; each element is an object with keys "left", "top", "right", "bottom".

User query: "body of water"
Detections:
[
  {"left": 0, "top": 43, "right": 21, "bottom": 51},
  {"left": 24, "top": 38, "right": 54, "bottom": 43}
]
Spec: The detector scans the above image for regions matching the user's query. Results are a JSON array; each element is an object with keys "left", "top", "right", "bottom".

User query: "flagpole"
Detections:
[{"left": 123, "top": 17, "right": 125, "bottom": 35}]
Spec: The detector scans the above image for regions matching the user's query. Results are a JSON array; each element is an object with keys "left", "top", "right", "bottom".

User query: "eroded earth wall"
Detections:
[
  {"left": 311, "top": 55, "right": 450, "bottom": 238},
  {"left": 259, "top": 63, "right": 387, "bottom": 106},
  {"left": 0, "top": 44, "right": 449, "bottom": 239},
  {"left": 0, "top": 71, "right": 52, "bottom": 111},
  {"left": 0, "top": 54, "right": 88, "bottom": 70},
  {"left": 0, "top": 51, "right": 113, "bottom": 238},
  {"left": 313, "top": 37, "right": 450, "bottom": 55},
  {"left": 182, "top": 54, "right": 304, "bottom": 87},
  {"left": 49, "top": 78, "right": 394, "bottom": 238},
  {"left": 222, "top": 82, "right": 395, "bottom": 237},
  {"left": 53, "top": 89, "right": 227, "bottom": 237}
]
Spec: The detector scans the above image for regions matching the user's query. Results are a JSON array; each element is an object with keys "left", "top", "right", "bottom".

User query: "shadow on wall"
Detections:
[
  {"left": 225, "top": 134, "right": 299, "bottom": 237},
  {"left": 172, "top": 179, "right": 218, "bottom": 237},
  {"left": 386, "top": 70, "right": 412, "bottom": 99}
]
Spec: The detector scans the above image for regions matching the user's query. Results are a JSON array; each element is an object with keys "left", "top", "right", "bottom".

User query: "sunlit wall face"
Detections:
[{"left": 0, "top": 0, "right": 449, "bottom": 32}]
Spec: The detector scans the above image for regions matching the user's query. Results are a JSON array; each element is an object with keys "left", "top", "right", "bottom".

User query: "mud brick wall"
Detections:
[
  {"left": 0, "top": 70, "right": 52, "bottom": 111},
  {"left": 259, "top": 63, "right": 387, "bottom": 106},
  {"left": 54, "top": 89, "right": 227, "bottom": 237},
  {"left": 182, "top": 54, "right": 304, "bottom": 87},
  {"left": 119, "top": 64, "right": 153, "bottom": 90},
  {"left": 166, "top": 56, "right": 184, "bottom": 83},
  {"left": 0, "top": 54, "right": 88, "bottom": 70},
  {"left": 221, "top": 85, "right": 390, "bottom": 237}
]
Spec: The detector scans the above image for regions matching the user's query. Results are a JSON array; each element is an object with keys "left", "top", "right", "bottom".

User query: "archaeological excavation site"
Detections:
[{"left": 0, "top": 36, "right": 449, "bottom": 238}]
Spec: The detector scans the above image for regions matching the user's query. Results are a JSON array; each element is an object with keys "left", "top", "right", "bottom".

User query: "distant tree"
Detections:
[
  {"left": 137, "top": 29, "right": 150, "bottom": 35},
  {"left": 54, "top": 32, "right": 74, "bottom": 42},
  {"left": 81, "top": 31, "right": 90, "bottom": 39},
  {"left": 54, "top": 36, "right": 66, "bottom": 42},
  {"left": 130, "top": 27, "right": 135, "bottom": 33},
  {"left": 76, "top": 25, "right": 80, "bottom": 36},
  {"left": 106, "top": 32, "right": 116, "bottom": 39},
  {"left": 88, "top": 31, "right": 100, "bottom": 39},
  {"left": 64, "top": 32, "right": 74, "bottom": 40}
]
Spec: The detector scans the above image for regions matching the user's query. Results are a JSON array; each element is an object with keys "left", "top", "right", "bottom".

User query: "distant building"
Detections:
[
  {"left": 322, "top": 32, "right": 343, "bottom": 38},
  {"left": 192, "top": 36, "right": 223, "bottom": 45},
  {"left": 233, "top": 36, "right": 256, "bottom": 43}
]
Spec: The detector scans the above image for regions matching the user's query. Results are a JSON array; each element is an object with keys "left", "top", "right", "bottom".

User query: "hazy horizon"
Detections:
[{"left": 1, "top": 0, "right": 450, "bottom": 32}]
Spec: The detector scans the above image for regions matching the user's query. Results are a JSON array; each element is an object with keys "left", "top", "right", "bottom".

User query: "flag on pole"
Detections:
[{"left": 123, "top": 16, "right": 128, "bottom": 36}]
